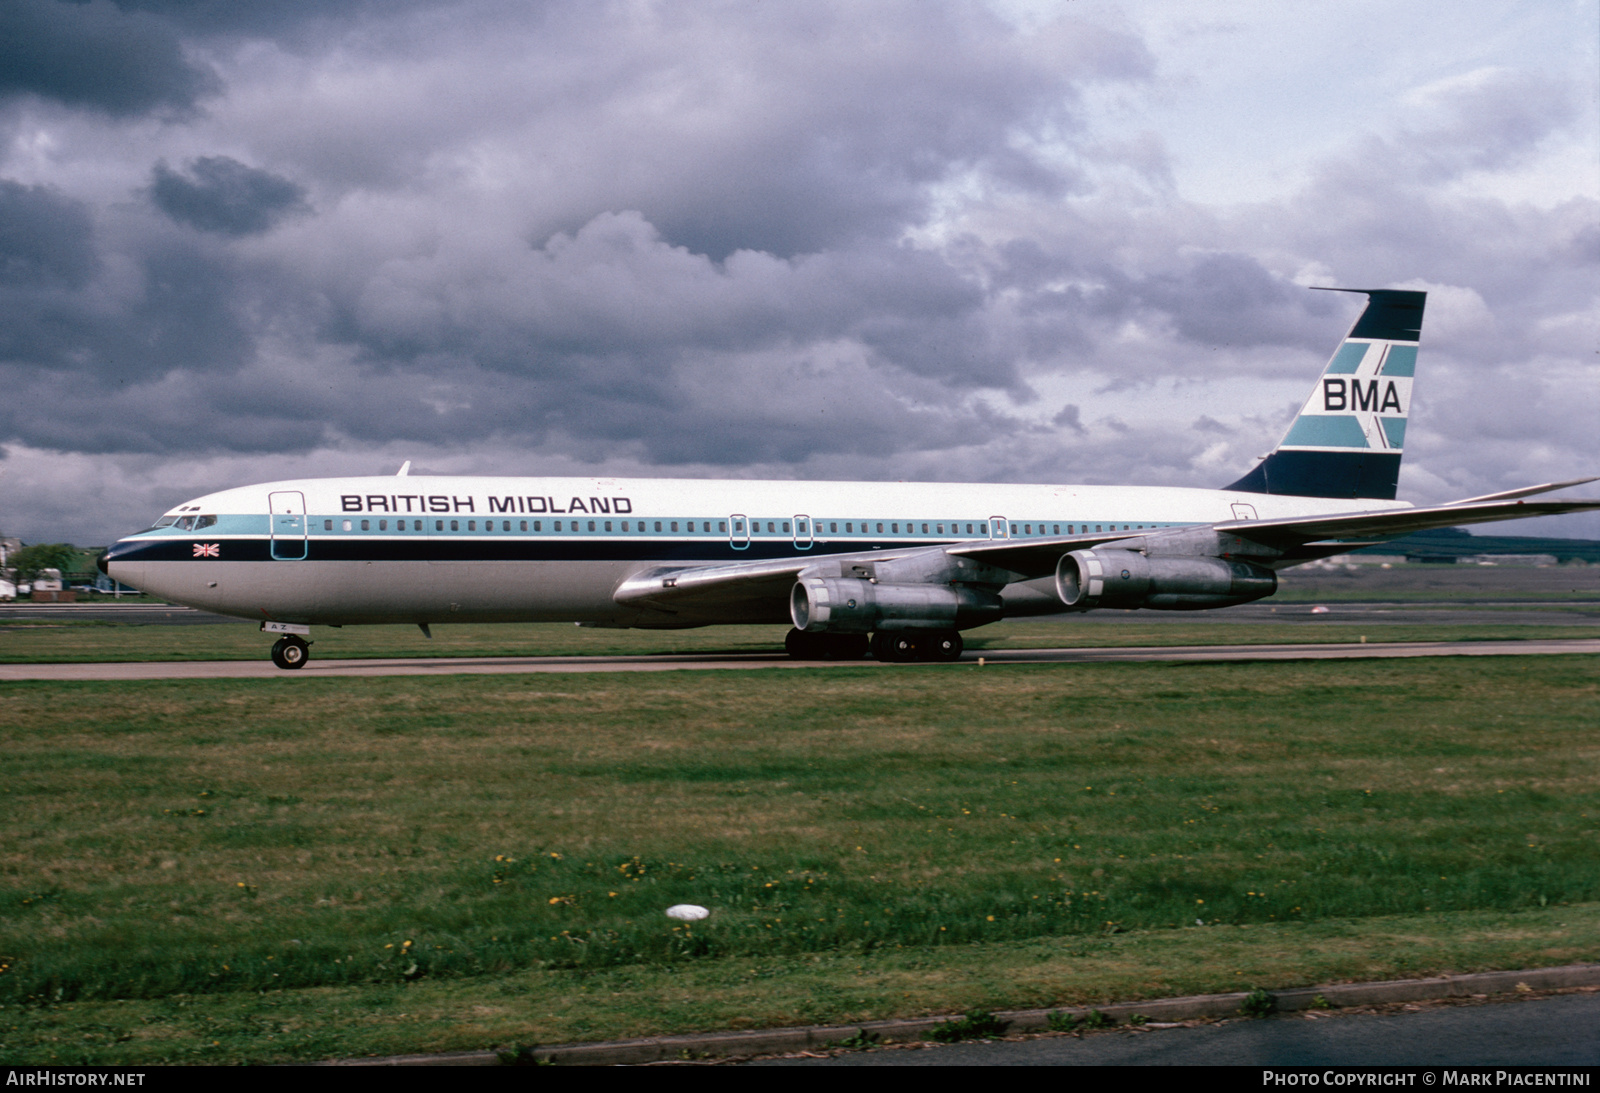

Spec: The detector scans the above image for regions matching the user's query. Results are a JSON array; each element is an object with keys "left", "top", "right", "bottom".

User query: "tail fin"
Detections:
[{"left": 1225, "top": 288, "right": 1425, "bottom": 500}]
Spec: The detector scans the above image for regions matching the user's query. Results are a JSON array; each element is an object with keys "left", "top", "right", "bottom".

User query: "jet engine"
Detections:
[
  {"left": 790, "top": 577, "right": 1003, "bottom": 633},
  {"left": 1054, "top": 548, "right": 1276, "bottom": 611}
]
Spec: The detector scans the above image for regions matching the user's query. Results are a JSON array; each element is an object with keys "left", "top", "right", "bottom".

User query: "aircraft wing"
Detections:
[
  {"left": 949, "top": 493, "right": 1600, "bottom": 574},
  {"left": 613, "top": 556, "right": 827, "bottom": 615},
  {"left": 615, "top": 484, "right": 1599, "bottom": 618},
  {"left": 611, "top": 525, "right": 1148, "bottom": 615}
]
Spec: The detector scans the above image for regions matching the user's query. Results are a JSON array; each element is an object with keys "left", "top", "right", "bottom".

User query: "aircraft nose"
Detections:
[{"left": 97, "top": 551, "right": 108, "bottom": 575}]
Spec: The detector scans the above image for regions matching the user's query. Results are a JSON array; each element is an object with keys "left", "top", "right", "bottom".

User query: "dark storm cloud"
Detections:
[
  {"left": 0, "top": 222, "right": 255, "bottom": 455},
  {"left": 1111, "top": 253, "right": 1343, "bottom": 349},
  {"left": 1051, "top": 404, "right": 1085, "bottom": 435},
  {"left": 0, "top": 180, "right": 96, "bottom": 287},
  {"left": 334, "top": 211, "right": 1017, "bottom": 390},
  {"left": 447, "top": 1, "right": 1154, "bottom": 259},
  {"left": 0, "top": 0, "right": 218, "bottom": 116},
  {"left": 150, "top": 157, "right": 310, "bottom": 236},
  {"left": 106, "top": 0, "right": 440, "bottom": 40}
]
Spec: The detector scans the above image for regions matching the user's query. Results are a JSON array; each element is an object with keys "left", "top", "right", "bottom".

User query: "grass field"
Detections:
[{"left": 2, "top": 655, "right": 1597, "bottom": 1063}]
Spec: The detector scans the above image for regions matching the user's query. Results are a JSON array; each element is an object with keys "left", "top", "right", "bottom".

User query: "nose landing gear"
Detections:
[{"left": 270, "top": 634, "right": 311, "bottom": 670}]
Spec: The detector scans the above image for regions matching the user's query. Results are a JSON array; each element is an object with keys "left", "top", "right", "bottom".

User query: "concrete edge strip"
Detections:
[{"left": 325, "top": 961, "right": 1600, "bottom": 1066}]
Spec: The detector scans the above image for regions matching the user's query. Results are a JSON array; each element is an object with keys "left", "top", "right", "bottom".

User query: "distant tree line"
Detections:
[{"left": 4, "top": 543, "right": 85, "bottom": 581}]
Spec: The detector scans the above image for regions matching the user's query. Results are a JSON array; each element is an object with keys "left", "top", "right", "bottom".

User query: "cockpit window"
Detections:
[{"left": 143, "top": 514, "right": 217, "bottom": 533}]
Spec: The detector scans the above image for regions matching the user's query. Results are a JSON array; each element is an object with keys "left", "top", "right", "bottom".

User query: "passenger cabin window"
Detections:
[
  {"left": 324, "top": 519, "right": 333, "bottom": 531},
  {"left": 343, "top": 519, "right": 353, "bottom": 531}
]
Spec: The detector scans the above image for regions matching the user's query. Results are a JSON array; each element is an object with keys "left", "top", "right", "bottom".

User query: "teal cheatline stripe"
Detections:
[
  {"left": 1283, "top": 414, "right": 1369, "bottom": 448},
  {"left": 1380, "top": 344, "right": 1417, "bottom": 376},
  {"left": 1381, "top": 416, "right": 1407, "bottom": 448},
  {"left": 1324, "top": 342, "right": 1367, "bottom": 374}
]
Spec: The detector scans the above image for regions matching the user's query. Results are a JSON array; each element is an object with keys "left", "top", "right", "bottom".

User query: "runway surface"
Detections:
[{"left": 3, "top": 637, "right": 1596, "bottom": 681}]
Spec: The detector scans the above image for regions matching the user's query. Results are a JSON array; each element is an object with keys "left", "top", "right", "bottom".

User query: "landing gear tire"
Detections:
[
  {"left": 785, "top": 628, "right": 822, "bottom": 659},
  {"left": 870, "top": 631, "right": 921, "bottom": 662},
  {"left": 786, "top": 630, "right": 871, "bottom": 660},
  {"left": 270, "top": 635, "right": 310, "bottom": 670},
  {"left": 923, "top": 630, "right": 964, "bottom": 662},
  {"left": 824, "top": 633, "right": 870, "bottom": 661}
]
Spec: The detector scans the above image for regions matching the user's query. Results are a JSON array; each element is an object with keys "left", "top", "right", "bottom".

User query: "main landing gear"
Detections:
[
  {"left": 784, "top": 629, "right": 870, "bottom": 661},
  {"left": 784, "top": 629, "right": 963, "bottom": 663},
  {"left": 270, "top": 634, "right": 311, "bottom": 670},
  {"left": 869, "top": 630, "right": 963, "bottom": 663}
]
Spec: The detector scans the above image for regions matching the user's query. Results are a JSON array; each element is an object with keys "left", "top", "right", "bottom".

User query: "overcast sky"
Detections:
[{"left": 1, "top": 0, "right": 1596, "bottom": 545}]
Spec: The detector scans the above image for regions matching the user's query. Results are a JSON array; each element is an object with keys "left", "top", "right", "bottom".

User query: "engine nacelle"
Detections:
[
  {"left": 790, "top": 578, "right": 1004, "bottom": 633},
  {"left": 1054, "top": 549, "right": 1277, "bottom": 611}
]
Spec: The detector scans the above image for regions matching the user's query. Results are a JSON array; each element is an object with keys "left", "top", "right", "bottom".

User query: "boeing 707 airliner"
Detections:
[{"left": 100, "top": 288, "right": 1599, "bottom": 668}]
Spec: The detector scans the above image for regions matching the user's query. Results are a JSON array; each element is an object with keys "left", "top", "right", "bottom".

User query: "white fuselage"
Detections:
[{"left": 102, "top": 474, "right": 1407, "bottom": 628}]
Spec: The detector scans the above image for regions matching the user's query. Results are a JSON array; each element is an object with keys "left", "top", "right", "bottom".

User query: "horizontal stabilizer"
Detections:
[
  {"left": 1444, "top": 477, "right": 1598, "bottom": 505},
  {"left": 1212, "top": 496, "right": 1600, "bottom": 547}
]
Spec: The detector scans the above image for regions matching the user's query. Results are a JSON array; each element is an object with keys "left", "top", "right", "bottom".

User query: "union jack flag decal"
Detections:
[{"left": 193, "top": 543, "right": 220, "bottom": 558}]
